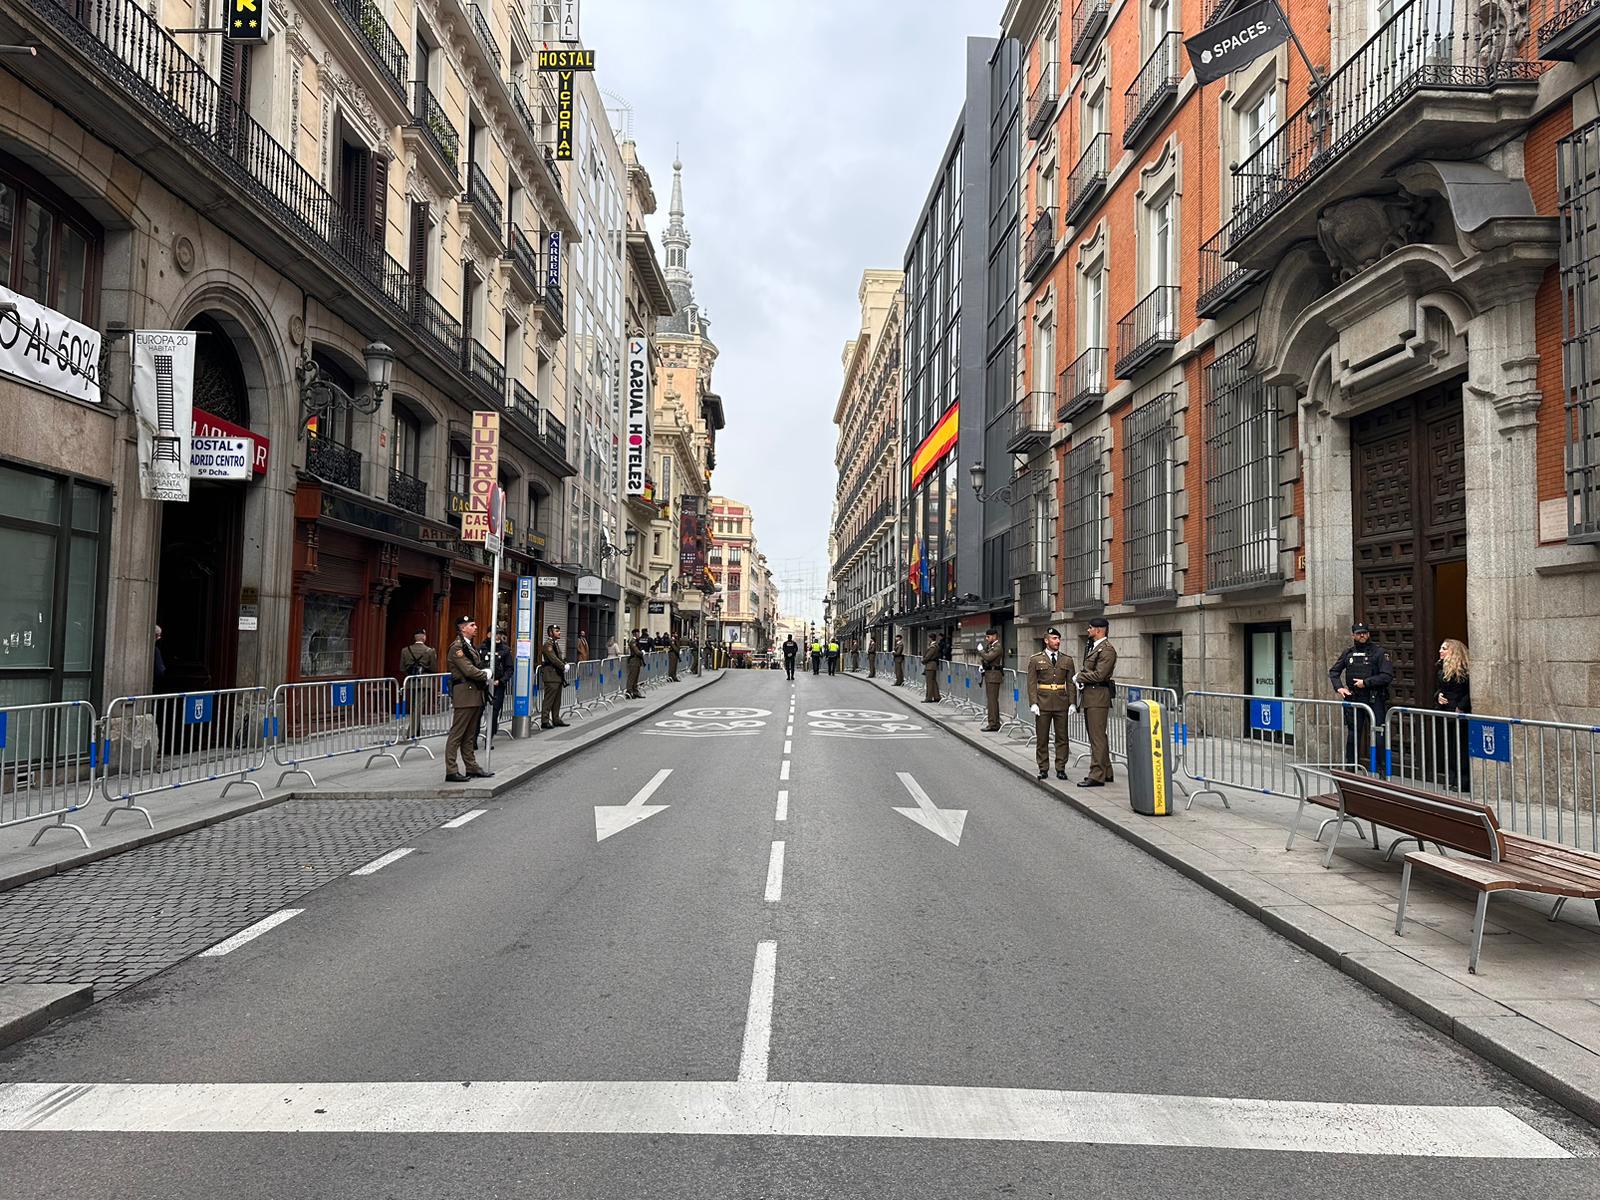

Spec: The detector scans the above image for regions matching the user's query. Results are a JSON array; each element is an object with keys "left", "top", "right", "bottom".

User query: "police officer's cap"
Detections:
[{"left": 1351, "top": 622, "right": 1371, "bottom": 634}]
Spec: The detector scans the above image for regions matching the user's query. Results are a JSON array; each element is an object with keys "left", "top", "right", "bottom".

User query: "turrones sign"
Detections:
[{"left": 1184, "top": 1, "right": 1293, "bottom": 85}]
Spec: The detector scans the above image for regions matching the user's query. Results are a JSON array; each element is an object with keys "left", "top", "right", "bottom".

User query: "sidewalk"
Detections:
[
  {"left": 0, "top": 670, "right": 723, "bottom": 895},
  {"left": 849, "top": 669, "right": 1600, "bottom": 1127}
]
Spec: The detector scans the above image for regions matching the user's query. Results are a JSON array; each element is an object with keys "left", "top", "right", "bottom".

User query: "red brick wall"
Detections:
[{"left": 1529, "top": 105, "right": 1575, "bottom": 528}]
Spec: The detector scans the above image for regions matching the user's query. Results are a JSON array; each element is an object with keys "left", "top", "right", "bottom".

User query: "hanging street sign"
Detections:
[{"left": 1184, "top": 0, "right": 1293, "bottom": 85}]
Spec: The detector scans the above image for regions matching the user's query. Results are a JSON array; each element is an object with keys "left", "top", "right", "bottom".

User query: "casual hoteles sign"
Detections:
[
  {"left": 1184, "top": 0, "right": 1293, "bottom": 85},
  {"left": 625, "top": 337, "right": 649, "bottom": 496}
]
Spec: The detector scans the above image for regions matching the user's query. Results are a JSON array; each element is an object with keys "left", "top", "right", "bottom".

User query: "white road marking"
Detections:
[
  {"left": 764, "top": 841, "right": 785, "bottom": 902},
  {"left": 197, "top": 910, "right": 303, "bottom": 958},
  {"left": 0, "top": 1081, "right": 1568, "bottom": 1157},
  {"left": 737, "top": 942, "right": 778, "bottom": 1083},
  {"left": 594, "top": 768, "right": 673, "bottom": 842},
  {"left": 351, "top": 848, "right": 414, "bottom": 876},
  {"left": 779, "top": 760, "right": 790, "bottom": 781},
  {"left": 783, "top": 740, "right": 792, "bottom": 755},
  {"left": 785, "top": 725, "right": 793, "bottom": 737},
  {"left": 775, "top": 790, "right": 789, "bottom": 821},
  {"left": 893, "top": 772, "right": 967, "bottom": 846},
  {"left": 440, "top": 809, "right": 486, "bottom": 829}
]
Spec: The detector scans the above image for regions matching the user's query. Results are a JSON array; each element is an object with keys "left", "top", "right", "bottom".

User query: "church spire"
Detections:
[{"left": 663, "top": 152, "right": 692, "bottom": 289}]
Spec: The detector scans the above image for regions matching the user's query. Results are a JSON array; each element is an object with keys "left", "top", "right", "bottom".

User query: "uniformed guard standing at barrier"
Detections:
[
  {"left": 1075, "top": 617, "right": 1117, "bottom": 786},
  {"left": 1329, "top": 622, "right": 1394, "bottom": 765},
  {"left": 1027, "top": 628, "right": 1078, "bottom": 779},
  {"left": 445, "top": 616, "right": 493, "bottom": 782},
  {"left": 625, "top": 630, "right": 645, "bottom": 698},
  {"left": 540, "top": 624, "right": 569, "bottom": 729},
  {"left": 849, "top": 638, "right": 860, "bottom": 673},
  {"left": 867, "top": 635, "right": 878, "bottom": 678},
  {"left": 398, "top": 629, "right": 436, "bottom": 739},
  {"left": 893, "top": 634, "right": 905, "bottom": 686},
  {"left": 979, "top": 628, "right": 1005, "bottom": 731},
  {"left": 921, "top": 634, "right": 942, "bottom": 703},
  {"left": 667, "top": 633, "right": 680, "bottom": 682}
]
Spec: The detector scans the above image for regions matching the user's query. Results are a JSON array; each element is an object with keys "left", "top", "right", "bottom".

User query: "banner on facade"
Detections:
[
  {"left": 0, "top": 283, "right": 102, "bottom": 404},
  {"left": 461, "top": 410, "right": 500, "bottom": 543},
  {"left": 189, "top": 436, "right": 253, "bottom": 480},
  {"left": 625, "top": 336, "right": 649, "bottom": 495},
  {"left": 911, "top": 402, "right": 959, "bottom": 488},
  {"left": 1184, "top": 0, "right": 1292, "bottom": 85},
  {"left": 679, "top": 500, "right": 705, "bottom": 580},
  {"left": 559, "top": 0, "right": 581, "bottom": 41},
  {"left": 133, "top": 329, "right": 199, "bottom": 502}
]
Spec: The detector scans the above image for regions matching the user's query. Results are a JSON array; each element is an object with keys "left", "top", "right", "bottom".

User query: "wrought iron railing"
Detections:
[
  {"left": 509, "top": 380, "right": 540, "bottom": 421},
  {"left": 1124, "top": 31, "right": 1181, "bottom": 149},
  {"left": 542, "top": 278, "right": 565, "bottom": 330},
  {"left": 1539, "top": 0, "right": 1600, "bottom": 54},
  {"left": 1026, "top": 62, "right": 1059, "bottom": 140},
  {"left": 468, "top": 2, "right": 502, "bottom": 71},
  {"left": 1006, "top": 391, "right": 1055, "bottom": 454},
  {"left": 331, "top": 0, "right": 408, "bottom": 97},
  {"left": 508, "top": 224, "right": 540, "bottom": 286},
  {"left": 412, "top": 80, "right": 459, "bottom": 174},
  {"left": 410, "top": 286, "right": 463, "bottom": 362},
  {"left": 1071, "top": 0, "right": 1109, "bottom": 63},
  {"left": 543, "top": 146, "right": 561, "bottom": 185},
  {"left": 1115, "top": 285, "right": 1180, "bottom": 377},
  {"left": 463, "top": 338, "right": 506, "bottom": 400},
  {"left": 1064, "top": 132, "right": 1109, "bottom": 226},
  {"left": 1197, "top": 216, "right": 1267, "bottom": 317},
  {"left": 387, "top": 467, "right": 427, "bottom": 515},
  {"left": 1022, "top": 207, "right": 1059, "bottom": 282},
  {"left": 512, "top": 84, "right": 540, "bottom": 144},
  {"left": 465, "top": 162, "right": 504, "bottom": 238},
  {"left": 40, "top": 0, "right": 411, "bottom": 318},
  {"left": 307, "top": 438, "right": 362, "bottom": 491},
  {"left": 1121, "top": 396, "right": 1177, "bottom": 603},
  {"left": 1058, "top": 347, "right": 1107, "bottom": 424},
  {"left": 1231, "top": 0, "right": 1539, "bottom": 242},
  {"left": 540, "top": 409, "right": 569, "bottom": 463}
]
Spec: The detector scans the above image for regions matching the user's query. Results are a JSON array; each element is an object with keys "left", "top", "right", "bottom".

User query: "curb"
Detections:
[
  {"left": 848, "top": 671, "right": 1600, "bottom": 1129},
  {"left": 0, "top": 983, "right": 94, "bottom": 1052},
  {"left": 0, "top": 672, "right": 724, "bottom": 897}
]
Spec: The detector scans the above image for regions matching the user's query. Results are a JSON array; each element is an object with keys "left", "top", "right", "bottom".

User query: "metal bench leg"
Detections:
[
  {"left": 1394, "top": 860, "right": 1413, "bottom": 935},
  {"left": 1287, "top": 798, "right": 1307, "bottom": 850},
  {"left": 1547, "top": 896, "right": 1567, "bottom": 923},
  {"left": 1468, "top": 891, "right": 1491, "bottom": 975},
  {"left": 1382, "top": 835, "right": 1423, "bottom": 862}
]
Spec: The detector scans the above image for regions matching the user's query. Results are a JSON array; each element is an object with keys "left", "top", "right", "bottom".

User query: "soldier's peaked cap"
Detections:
[
  {"left": 1046, "top": 627, "right": 1061, "bottom": 637},
  {"left": 455, "top": 614, "right": 474, "bottom": 626},
  {"left": 1087, "top": 617, "right": 1109, "bottom": 630}
]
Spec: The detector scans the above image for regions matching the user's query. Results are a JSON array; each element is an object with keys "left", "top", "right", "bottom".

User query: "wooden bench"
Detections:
[{"left": 1287, "top": 766, "right": 1477, "bottom": 862}]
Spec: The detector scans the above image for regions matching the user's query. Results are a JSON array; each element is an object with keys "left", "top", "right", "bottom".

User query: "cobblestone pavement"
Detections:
[{"left": 0, "top": 797, "right": 475, "bottom": 998}]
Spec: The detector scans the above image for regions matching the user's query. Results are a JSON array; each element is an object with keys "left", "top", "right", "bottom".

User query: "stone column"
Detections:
[{"left": 1298, "top": 375, "right": 1357, "bottom": 699}]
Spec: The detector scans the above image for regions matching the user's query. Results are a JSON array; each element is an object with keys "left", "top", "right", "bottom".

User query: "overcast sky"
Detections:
[{"left": 583, "top": 0, "right": 990, "bottom": 622}]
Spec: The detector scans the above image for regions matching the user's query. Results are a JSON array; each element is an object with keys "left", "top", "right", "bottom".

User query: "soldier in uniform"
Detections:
[
  {"left": 867, "top": 635, "right": 879, "bottom": 678},
  {"left": 1329, "top": 622, "right": 1394, "bottom": 766},
  {"left": 667, "top": 632, "right": 681, "bottom": 682},
  {"left": 979, "top": 628, "right": 1006, "bottom": 731},
  {"left": 398, "top": 629, "right": 436, "bottom": 740},
  {"left": 849, "top": 637, "right": 860, "bottom": 673},
  {"left": 540, "top": 624, "right": 570, "bottom": 729},
  {"left": 1027, "top": 628, "right": 1079, "bottom": 779},
  {"left": 444, "top": 616, "right": 493, "bottom": 782},
  {"left": 625, "top": 630, "right": 645, "bottom": 698},
  {"left": 921, "top": 633, "right": 942, "bottom": 703},
  {"left": 1075, "top": 617, "right": 1118, "bottom": 786},
  {"left": 893, "top": 634, "right": 905, "bottom": 686}
]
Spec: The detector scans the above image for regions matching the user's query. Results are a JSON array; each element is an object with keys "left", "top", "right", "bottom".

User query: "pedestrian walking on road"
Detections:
[
  {"left": 1075, "top": 618, "right": 1117, "bottom": 786},
  {"left": 979, "top": 628, "right": 1005, "bottom": 731},
  {"left": 625, "top": 630, "right": 645, "bottom": 698},
  {"left": 1027, "top": 628, "right": 1078, "bottom": 780},
  {"left": 540, "top": 624, "right": 569, "bottom": 729},
  {"left": 576, "top": 630, "right": 590, "bottom": 663},
  {"left": 444, "top": 616, "right": 493, "bottom": 782},
  {"left": 782, "top": 634, "right": 799, "bottom": 680},
  {"left": 1329, "top": 623, "right": 1394, "bottom": 768},
  {"left": 893, "top": 634, "right": 905, "bottom": 686},
  {"left": 867, "top": 635, "right": 878, "bottom": 678},
  {"left": 1433, "top": 638, "right": 1472, "bottom": 791},
  {"left": 667, "top": 633, "right": 681, "bottom": 682},
  {"left": 921, "top": 634, "right": 942, "bottom": 703},
  {"left": 398, "top": 628, "right": 436, "bottom": 739}
]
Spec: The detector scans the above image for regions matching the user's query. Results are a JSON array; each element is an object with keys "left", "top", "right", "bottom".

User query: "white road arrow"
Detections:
[
  {"left": 595, "top": 768, "right": 673, "bottom": 842},
  {"left": 893, "top": 771, "right": 966, "bottom": 847}
]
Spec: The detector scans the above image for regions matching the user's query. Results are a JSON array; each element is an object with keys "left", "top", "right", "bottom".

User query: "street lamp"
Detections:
[
  {"left": 297, "top": 342, "right": 395, "bottom": 434},
  {"left": 969, "top": 459, "right": 1018, "bottom": 505}
]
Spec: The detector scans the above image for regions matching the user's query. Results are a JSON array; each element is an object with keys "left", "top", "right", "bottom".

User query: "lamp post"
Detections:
[
  {"left": 968, "top": 459, "right": 1019, "bottom": 505},
  {"left": 296, "top": 342, "right": 395, "bottom": 435}
]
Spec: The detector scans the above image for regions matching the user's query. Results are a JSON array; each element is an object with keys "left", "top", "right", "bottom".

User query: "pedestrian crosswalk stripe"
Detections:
[{"left": 0, "top": 1080, "right": 1568, "bottom": 1157}]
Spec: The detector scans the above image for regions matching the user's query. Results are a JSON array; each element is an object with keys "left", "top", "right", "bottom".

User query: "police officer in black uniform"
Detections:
[{"left": 1328, "top": 622, "right": 1395, "bottom": 767}]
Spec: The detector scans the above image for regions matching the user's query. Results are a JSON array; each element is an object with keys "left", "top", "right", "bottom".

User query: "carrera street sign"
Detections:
[{"left": 1184, "top": 0, "right": 1292, "bottom": 85}]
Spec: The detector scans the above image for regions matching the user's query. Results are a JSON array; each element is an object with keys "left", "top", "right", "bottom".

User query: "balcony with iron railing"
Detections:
[
  {"left": 1115, "top": 285, "right": 1180, "bottom": 377},
  {"left": 410, "top": 80, "right": 459, "bottom": 182},
  {"left": 467, "top": 2, "right": 502, "bottom": 72},
  {"left": 539, "top": 409, "right": 572, "bottom": 471},
  {"left": 462, "top": 338, "right": 506, "bottom": 403},
  {"left": 507, "top": 224, "right": 541, "bottom": 301},
  {"left": 1005, "top": 391, "right": 1055, "bottom": 455},
  {"left": 387, "top": 467, "right": 427, "bottom": 515},
  {"left": 410, "top": 286, "right": 463, "bottom": 364},
  {"left": 331, "top": 0, "right": 408, "bottom": 99},
  {"left": 1228, "top": 0, "right": 1541, "bottom": 267},
  {"left": 1026, "top": 62, "right": 1059, "bottom": 140},
  {"left": 512, "top": 83, "right": 541, "bottom": 145},
  {"left": 498, "top": 378, "right": 540, "bottom": 442},
  {"left": 1071, "top": 0, "right": 1109, "bottom": 63},
  {"left": 541, "top": 270, "right": 566, "bottom": 336},
  {"left": 1537, "top": 0, "right": 1600, "bottom": 57},
  {"left": 1022, "top": 207, "right": 1059, "bottom": 283},
  {"left": 1124, "top": 31, "right": 1181, "bottom": 149},
  {"left": 463, "top": 162, "right": 504, "bottom": 249},
  {"left": 1058, "top": 347, "right": 1107, "bottom": 425},
  {"left": 1196, "top": 215, "right": 1267, "bottom": 317},
  {"left": 1064, "top": 133, "right": 1109, "bottom": 227},
  {"left": 307, "top": 438, "right": 362, "bottom": 491}
]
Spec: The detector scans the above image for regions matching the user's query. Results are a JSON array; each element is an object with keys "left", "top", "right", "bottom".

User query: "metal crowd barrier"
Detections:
[
  {"left": 272, "top": 677, "right": 401, "bottom": 787},
  {"left": 0, "top": 699, "right": 100, "bottom": 849},
  {"left": 1066, "top": 683, "right": 1180, "bottom": 773},
  {"left": 98, "top": 687, "right": 270, "bottom": 829},
  {"left": 562, "top": 660, "right": 597, "bottom": 720},
  {"left": 1178, "top": 690, "right": 1377, "bottom": 811},
  {"left": 397, "top": 673, "right": 452, "bottom": 760},
  {"left": 1002, "top": 669, "right": 1035, "bottom": 742},
  {"left": 1385, "top": 707, "right": 1599, "bottom": 853}
]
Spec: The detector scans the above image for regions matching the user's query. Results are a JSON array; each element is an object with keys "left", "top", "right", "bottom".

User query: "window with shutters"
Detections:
[
  {"left": 1559, "top": 117, "right": 1600, "bottom": 542},
  {"left": 0, "top": 154, "right": 101, "bottom": 325},
  {"left": 1204, "top": 339, "right": 1282, "bottom": 589},
  {"left": 1122, "top": 394, "right": 1175, "bottom": 602},
  {"left": 1062, "top": 438, "right": 1103, "bottom": 610}
]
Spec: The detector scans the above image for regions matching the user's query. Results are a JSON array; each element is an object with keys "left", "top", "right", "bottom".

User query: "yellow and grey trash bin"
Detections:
[{"left": 1126, "top": 697, "right": 1174, "bottom": 816}]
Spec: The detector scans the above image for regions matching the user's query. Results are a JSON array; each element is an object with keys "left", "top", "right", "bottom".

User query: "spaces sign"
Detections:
[{"left": 1184, "top": 1, "right": 1292, "bottom": 85}]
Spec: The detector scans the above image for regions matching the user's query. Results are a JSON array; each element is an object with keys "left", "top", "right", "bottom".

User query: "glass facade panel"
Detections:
[
  {"left": 19, "top": 200, "right": 52, "bottom": 303},
  {"left": 0, "top": 463, "right": 61, "bottom": 524},
  {"left": 56, "top": 223, "right": 88, "bottom": 323},
  {"left": 0, "top": 526, "right": 54, "bottom": 669},
  {"left": 299, "top": 593, "right": 358, "bottom": 678},
  {"left": 64, "top": 534, "right": 96, "bottom": 672},
  {"left": 0, "top": 179, "right": 13, "bottom": 284}
]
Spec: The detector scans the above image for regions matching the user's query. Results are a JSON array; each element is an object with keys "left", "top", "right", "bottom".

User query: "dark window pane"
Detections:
[
  {"left": 0, "top": 525, "right": 55, "bottom": 668},
  {"left": 0, "top": 180, "right": 14, "bottom": 285},
  {"left": 20, "top": 200, "right": 52, "bottom": 303},
  {"left": 72, "top": 481, "right": 101, "bottom": 532},
  {"left": 64, "top": 533, "right": 97, "bottom": 672},
  {"left": 56, "top": 224, "right": 88, "bottom": 322},
  {"left": 0, "top": 462, "right": 61, "bottom": 523}
]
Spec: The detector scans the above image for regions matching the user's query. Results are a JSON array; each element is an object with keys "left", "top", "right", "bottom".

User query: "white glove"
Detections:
[
  {"left": 1029, "top": 704, "right": 1040, "bottom": 717},
  {"left": 1069, "top": 704, "right": 1078, "bottom": 716}
]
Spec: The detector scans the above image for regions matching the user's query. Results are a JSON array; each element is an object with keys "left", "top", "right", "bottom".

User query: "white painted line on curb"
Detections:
[
  {"left": 440, "top": 810, "right": 486, "bottom": 829},
  {"left": 764, "top": 841, "right": 785, "bottom": 903},
  {"left": 738, "top": 941, "right": 777, "bottom": 1083},
  {"left": 779, "top": 760, "right": 790, "bottom": 781},
  {"left": 198, "top": 910, "right": 304, "bottom": 958},
  {"left": 351, "top": 848, "right": 415, "bottom": 876},
  {"left": 775, "top": 790, "right": 788, "bottom": 822}
]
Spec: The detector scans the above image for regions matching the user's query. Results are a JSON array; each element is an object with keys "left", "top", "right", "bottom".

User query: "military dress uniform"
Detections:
[
  {"left": 849, "top": 639, "right": 860, "bottom": 673},
  {"left": 867, "top": 638, "right": 878, "bottom": 678},
  {"left": 979, "top": 638, "right": 1005, "bottom": 731},
  {"left": 1026, "top": 643, "right": 1079, "bottom": 777},
  {"left": 625, "top": 634, "right": 645, "bottom": 698},
  {"left": 539, "top": 634, "right": 567, "bottom": 729},
  {"left": 893, "top": 636, "right": 905, "bottom": 686},
  {"left": 445, "top": 633, "right": 490, "bottom": 779},
  {"left": 667, "top": 635, "right": 680, "bottom": 682},
  {"left": 1077, "top": 634, "right": 1118, "bottom": 784},
  {"left": 922, "top": 639, "right": 942, "bottom": 702}
]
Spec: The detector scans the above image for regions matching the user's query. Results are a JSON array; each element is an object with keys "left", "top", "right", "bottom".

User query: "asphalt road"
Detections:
[{"left": 1, "top": 669, "right": 1597, "bottom": 1198}]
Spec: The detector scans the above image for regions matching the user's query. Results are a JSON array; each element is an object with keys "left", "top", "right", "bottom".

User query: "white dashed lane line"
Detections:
[
  {"left": 440, "top": 810, "right": 486, "bottom": 829},
  {"left": 737, "top": 941, "right": 778, "bottom": 1083},
  {"left": 764, "top": 841, "right": 785, "bottom": 903},
  {"left": 197, "top": 910, "right": 304, "bottom": 958},
  {"left": 775, "top": 791, "right": 788, "bottom": 822},
  {"left": 350, "top": 848, "right": 415, "bottom": 876}
]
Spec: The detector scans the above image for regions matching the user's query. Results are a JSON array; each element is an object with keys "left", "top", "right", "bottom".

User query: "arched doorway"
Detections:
[{"left": 155, "top": 313, "right": 249, "bottom": 693}]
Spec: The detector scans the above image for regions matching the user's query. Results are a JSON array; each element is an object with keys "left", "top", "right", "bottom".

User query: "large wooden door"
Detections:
[{"left": 1351, "top": 385, "right": 1467, "bottom": 709}]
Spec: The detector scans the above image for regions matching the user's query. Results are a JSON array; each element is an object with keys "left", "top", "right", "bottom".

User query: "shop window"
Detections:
[
  {"left": 0, "top": 159, "right": 101, "bottom": 324},
  {"left": 299, "top": 593, "right": 358, "bottom": 678},
  {"left": 1151, "top": 632, "right": 1183, "bottom": 697}
]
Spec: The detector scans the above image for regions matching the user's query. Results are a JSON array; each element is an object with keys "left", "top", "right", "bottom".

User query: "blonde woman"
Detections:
[{"left": 1434, "top": 639, "right": 1472, "bottom": 790}]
